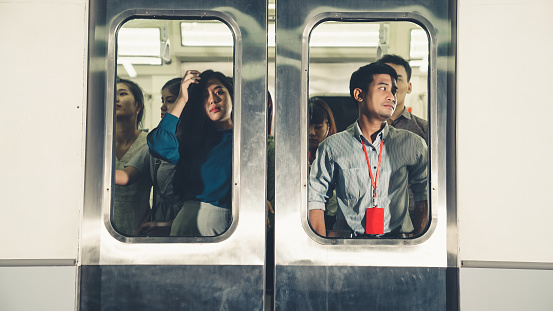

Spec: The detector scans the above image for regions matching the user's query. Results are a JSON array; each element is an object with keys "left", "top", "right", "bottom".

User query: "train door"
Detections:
[
  {"left": 80, "top": 0, "right": 269, "bottom": 310},
  {"left": 273, "top": 0, "right": 457, "bottom": 310}
]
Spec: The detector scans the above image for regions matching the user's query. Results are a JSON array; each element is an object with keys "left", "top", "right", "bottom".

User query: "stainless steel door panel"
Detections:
[
  {"left": 274, "top": 0, "right": 456, "bottom": 309},
  {"left": 81, "top": 0, "right": 268, "bottom": 309}
]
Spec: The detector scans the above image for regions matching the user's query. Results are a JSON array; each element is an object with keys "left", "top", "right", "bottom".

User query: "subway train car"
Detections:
[{"left": 1, "top": 0, "right": 553, "bottom": 310}]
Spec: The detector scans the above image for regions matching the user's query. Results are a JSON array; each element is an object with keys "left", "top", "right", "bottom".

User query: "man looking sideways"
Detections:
[{"left": 308, "top": 63, "right": 428, "bottom": 237}]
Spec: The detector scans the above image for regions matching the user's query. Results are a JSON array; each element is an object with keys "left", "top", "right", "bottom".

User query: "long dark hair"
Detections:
[
  {"left": 178, "top": 70, "right": 234, "bottom": 136},
  {"left": 174, "top": 70, "right": 234, "bottom": 197}
]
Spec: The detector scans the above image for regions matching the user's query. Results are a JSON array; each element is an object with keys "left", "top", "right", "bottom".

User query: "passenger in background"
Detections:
[
  {"left": 266, "top": 91, "right": 275, "bottom": 296},
  {"left": 308, "top": 98, "right": 338, "bottom": 230},
  {"left": 267, "top": 90, "right": 274, "bottom": 136},
  {"left": 308, "top": 63, "right": 428, "bottom": 238},
  {"left": 115, "top": 78, "right": 184, "bottom": 236},
  {"left": 267, "top": 91, "right": 275, "bottom": 222},
  {"left": 113, "top": 78, "right": 151, "bottom": 236},
  {"left": 376, "top": 54, "right": 429, "bottom": 235},
  {"left": 148, "top": 70, "right": 233, "bottom": 236},
  {"left": 308, "top": 98, "right": 337, "bottom": 165},
  {"left": 376, "top": 54, "right": 428, "bottom": 144}
]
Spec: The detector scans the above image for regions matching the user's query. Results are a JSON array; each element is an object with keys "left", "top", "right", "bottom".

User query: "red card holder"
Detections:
[{"left": 365, "top": 207, "right": 384, "bottom": 235}]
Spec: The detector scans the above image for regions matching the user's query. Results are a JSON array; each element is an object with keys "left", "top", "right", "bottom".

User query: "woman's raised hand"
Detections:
[
  {"left": 168, "top": 70, "right": 201, "bottom": 118},
  {"left": 177, "top": 70, "right": 201, "bottom": 104}
]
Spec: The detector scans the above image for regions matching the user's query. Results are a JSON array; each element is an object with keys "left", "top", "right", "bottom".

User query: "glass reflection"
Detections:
[
  {"left": 307, "top": 21, "right": 430, "bottom": 239},
  {"left": 112, "top": 19, "right": 234, "bottom": 238}
]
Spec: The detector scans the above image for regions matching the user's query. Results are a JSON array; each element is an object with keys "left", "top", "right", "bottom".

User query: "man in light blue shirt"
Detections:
[{"left": 308, "top": 63, "right": 428, "bottom": 237}]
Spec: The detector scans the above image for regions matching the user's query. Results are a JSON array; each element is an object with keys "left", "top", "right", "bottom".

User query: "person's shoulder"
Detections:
[
  {"left": 388, "top": 126, "right": 425, "bottom": 144},
  {"left": 324, "top": 127, "right": 355, "bottom": 145},
  {"left": 316, "top": 129, "right": 354, "bottom": 158},
  {"left": 136, "top": 131, "right": 148, "bottom": 143},
  {"left": 127, "top": 144, "right": 151, "bottom": 168},
  {"left": 411, "top": 113, "right": 428, "bottom": 128}
]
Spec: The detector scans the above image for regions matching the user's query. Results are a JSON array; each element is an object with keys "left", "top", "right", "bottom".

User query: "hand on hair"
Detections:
[
  {"left": 178, "top": 70, "right": 201, "bottom": 105},
  {"left": 168, "top": 70, "right": 201, "bottom": 118}
]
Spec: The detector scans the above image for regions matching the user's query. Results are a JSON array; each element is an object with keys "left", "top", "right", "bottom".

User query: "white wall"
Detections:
[
  {"left": 458, "top": 0, "right": 553, "bottom": 309},
  {"left": 458, "top": 0, "right": 553, "bottom": 263},
  {"left": 460, "top": 268, "right": 553, "bottom": 311},
  {"left": 0, "top": 0, "right": 87, "bottom": 260},
  {"left": 0, "top": 1, "right": 87, "bottom": 309},
  {"left": 0, "top": 266, "right": 77, "bottom": 311}
]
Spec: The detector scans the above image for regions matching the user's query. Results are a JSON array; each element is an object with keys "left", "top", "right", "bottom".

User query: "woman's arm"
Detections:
[
  {"left": 115, "top": 166, "right": 142, "bottom": 186},
  {"left": 147, "top": 115, "right": 181, "bottom": 164},
  {"left": 147, "top": 70, "right": 201, "bottom": 164},
  {"left": 116, "top": 147, "right": 148, "bottom": 185}
]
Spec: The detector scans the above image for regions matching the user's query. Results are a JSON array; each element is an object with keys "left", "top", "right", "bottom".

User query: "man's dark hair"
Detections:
[
  {"left": 376, "top": 54, "right": 412, "bottom": 81},
  {"left": 349, "top": 62, "right": 398, "bottom": 99}
]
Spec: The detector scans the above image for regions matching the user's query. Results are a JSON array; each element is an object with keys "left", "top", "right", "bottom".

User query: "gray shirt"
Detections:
[
  {"left": 127, "top": 147, "right": 183, "bottom": 222},
  {"left": 390, "top": 108, "right": 428, "bottom": 144},
  {"left": 114, "top": 132, "right": 151, "bottom": 235},
  {"left": 390, "top": 108, "right": 428, "bottom": 213},
  {"left": 308, "top": 121, "right": 427, "bottom": 234}
]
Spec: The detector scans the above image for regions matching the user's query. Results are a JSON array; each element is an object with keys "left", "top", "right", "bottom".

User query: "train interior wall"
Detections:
[{"left": 1, "top": 0, "right": 553, "bottom": 310}]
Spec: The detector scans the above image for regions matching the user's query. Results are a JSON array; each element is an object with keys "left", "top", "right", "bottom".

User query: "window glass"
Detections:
[
  {"left": 307, "top": 21, "right": 430, "bottom": 239},
  {"left": 180, "top": 21, "right": 234, "bottom": 46},
  {"left": 112, "top": 18, "right": 234, "bottom": 239}
]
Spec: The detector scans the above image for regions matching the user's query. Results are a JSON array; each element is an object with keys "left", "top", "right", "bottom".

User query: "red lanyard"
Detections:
[{"left": 361, "top": 137, "right": 383, "bottom": 206}]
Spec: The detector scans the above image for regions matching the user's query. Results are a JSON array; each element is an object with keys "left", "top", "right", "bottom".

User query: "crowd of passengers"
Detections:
[{"left": 113, "top": 54, "right": 428, "bottom": 238}]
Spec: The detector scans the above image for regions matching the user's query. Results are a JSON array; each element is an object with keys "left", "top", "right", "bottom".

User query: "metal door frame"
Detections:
[
  {"left": 274, "top": 0, "right": 457, "bottom": 309},
  {"left": 80, "top": 0, "right": 268, "bottom": 309}
]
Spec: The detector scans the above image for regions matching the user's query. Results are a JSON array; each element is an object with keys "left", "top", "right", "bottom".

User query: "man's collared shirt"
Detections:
[
  {"left": 389, "top": 107, "right": 428, "bottom": 144},
  {"left": 308, "top": 121, "right": 427, "bottom": 234}
]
